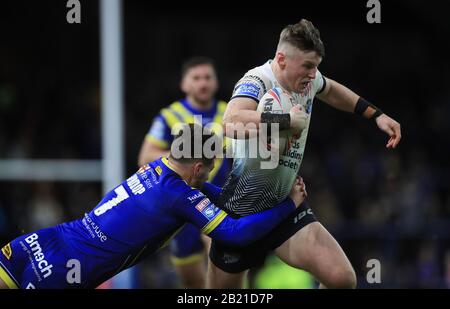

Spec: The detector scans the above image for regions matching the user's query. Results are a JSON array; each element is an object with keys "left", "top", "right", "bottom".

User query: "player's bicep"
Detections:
[
  {"left": 223, "top": 97, "right": 258, "bottom": 123},
  {"left": 223, "top": 98, "right": 261, "bottom": 138},
  {"left": 315, "top": 76, "right": 332, "bottom": 101}
]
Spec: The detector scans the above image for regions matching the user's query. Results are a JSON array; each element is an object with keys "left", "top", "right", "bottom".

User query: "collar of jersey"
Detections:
[
  {"left": 161, "top": 157, "right": 176, "bottom": 172},
  {"left": 180, "top": 98, "right": 218, "bottom": 119},
  {"left": 161, "top": 157, "right": 196, "bottom": 189}
]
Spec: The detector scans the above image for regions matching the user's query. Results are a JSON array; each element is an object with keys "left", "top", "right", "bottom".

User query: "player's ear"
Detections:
[
  {"left": 193, "top": 161, "right": 202, "bottom": 175},
  {"left": 276, "top": 52, "right": 287, "bottom": 69}
]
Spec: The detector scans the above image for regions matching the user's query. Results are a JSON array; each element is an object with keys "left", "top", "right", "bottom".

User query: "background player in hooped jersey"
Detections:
[
  {"left": 137, "top": 57, "right": 231, "bottom": 288},
  {"left": 207, "top": 19, "right": 402, "bottom": 289},
  {"left": 0, "top": 124, "right": 307, "bottom": 289}
]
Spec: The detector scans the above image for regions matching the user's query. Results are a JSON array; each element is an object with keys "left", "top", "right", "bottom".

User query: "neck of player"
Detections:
[
  {"left": 167, "top": 157, "right": 195, "bottom": 186},
  {"left": 270, "top": 61, "right": 292, "bottom": 93}
]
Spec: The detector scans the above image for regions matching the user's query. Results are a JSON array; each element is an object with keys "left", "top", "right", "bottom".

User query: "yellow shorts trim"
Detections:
[{"left": 170, "top": 253, "right": 204, "bottom": 266}]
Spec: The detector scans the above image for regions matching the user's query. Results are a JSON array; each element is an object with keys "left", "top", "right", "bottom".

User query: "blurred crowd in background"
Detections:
[{"left": 1, "top": 1, "right": 449, "bottom": 288}]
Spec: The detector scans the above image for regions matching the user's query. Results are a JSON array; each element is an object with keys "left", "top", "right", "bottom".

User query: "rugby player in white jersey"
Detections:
[{"left": 207, "top": 19, "right": 401, "bottom": 289}]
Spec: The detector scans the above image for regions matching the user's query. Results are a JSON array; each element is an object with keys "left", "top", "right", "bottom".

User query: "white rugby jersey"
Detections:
[{"left": 219, "top": 60, "right": 326, "bottom": 216}]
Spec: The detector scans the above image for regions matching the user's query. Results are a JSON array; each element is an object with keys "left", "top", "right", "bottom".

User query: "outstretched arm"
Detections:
[
  {"left": 316, "top": 77, "right": 401, "bottom": 148},
  {"left": 175, "top": 178, "right": 306, "bottom": 247}
]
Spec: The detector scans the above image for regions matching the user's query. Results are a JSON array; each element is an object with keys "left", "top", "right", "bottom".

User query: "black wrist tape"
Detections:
[
  {"left": 261, "top": 112, "right": 291, "bottom": 131},
  {"left": 354, "top": 97, "right": 383, "bottom": 119}
]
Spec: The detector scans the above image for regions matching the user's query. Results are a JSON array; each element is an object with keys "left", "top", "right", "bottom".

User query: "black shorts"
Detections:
[{"left": 209, "top": 202, "right": 317, "bottom": 273}]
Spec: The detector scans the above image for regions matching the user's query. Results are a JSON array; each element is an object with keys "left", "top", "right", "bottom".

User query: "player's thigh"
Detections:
[
  {"left": 206, "top": 259, "right": 247, "bottom": 289},
  {"left": 275, "top": 222, "right": 356, "bottom": 288}
]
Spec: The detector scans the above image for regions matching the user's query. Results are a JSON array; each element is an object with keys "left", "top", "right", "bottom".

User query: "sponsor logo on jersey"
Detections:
[
  {"left": 155, "top": 166, "right": 163, "bottom": 175},
  {"left": 234, "top": 83, "right": 260, "bottom": 98},
  {"left": 195, "top": 198, "right": 210, "bottom": 212},
  {"left": 188, "top": 192, "right": 205, "bottom": 203},
  {"left": 127, "top": 174, "right": 146, "bottom": 195},
  {"left": 245, "top": 75, "right": 267, "bottom": 93},
  {"left": 82, "top": 214, "right": 108, "bottom": 242},
  {"left": 24, "top": 234, "right": 53, "bottom": 279},
  {"left": 1, "top": 243, "right": 12, "bottom": 260}
]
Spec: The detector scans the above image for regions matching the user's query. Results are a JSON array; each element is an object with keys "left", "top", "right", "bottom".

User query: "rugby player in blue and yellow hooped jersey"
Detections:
[
  {"left": 138, "top": 57, "right": 231, "bottom": 288},
  {"left": 0, "top": 124, "right": 307, "bottom": 289}
]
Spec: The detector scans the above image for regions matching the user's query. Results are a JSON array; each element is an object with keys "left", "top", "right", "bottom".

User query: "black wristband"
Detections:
[
  {"left": 354, "top": 97, "right": 383, "bottom": 120},
  {"left": 260, "top": 112, "right": 291, "bottom": 131}
]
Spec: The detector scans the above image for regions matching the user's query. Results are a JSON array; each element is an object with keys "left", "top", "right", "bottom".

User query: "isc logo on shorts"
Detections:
[
  {"left": 293, "top": 209, "right": 314, "bottom": 224},
  {"left": 1, "top": 243, "right": 12, "bottom": 260}
]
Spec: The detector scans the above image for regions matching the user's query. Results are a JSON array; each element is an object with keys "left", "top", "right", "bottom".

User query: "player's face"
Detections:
[
  {"left": 190, "top": 160, "right": 214, "bottom": 188},
  {"left": 283, "top": 49, "right": 322, "bottom": 94},
  {"left": 181, "top": 64, "right": 218, "bottom": 104}
]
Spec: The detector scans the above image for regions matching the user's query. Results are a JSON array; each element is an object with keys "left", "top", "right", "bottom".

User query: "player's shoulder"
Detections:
[
  {"left": 312, "top": 69, "right": 326, "bottom": 95},
  {"left": 232, "top": 61, "right": 273, "bottom": 101},
  {"left": 239, "top": 63, "right": 272, "bottom": 88},
  {"left": 152, "top": 157, "right": 201, "bottom": 201},
  {"left": 165, "top": 176, "right": 209, "bottom": 208}
]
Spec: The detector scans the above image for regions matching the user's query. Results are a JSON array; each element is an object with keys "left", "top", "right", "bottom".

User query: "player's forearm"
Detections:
[
  {"left": 223, "top": 110, "right": 261, "bottom": 139},
  {"left": 209, "top": 198, "right": 296, "bottom": 247},
  {"left": 319, "top": 79, "right": 360, "bottom": 113}
]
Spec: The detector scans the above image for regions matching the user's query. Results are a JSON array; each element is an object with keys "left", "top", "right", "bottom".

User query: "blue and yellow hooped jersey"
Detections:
[{"left": 146, "top": 99, "right": 231, "bottom": 187}]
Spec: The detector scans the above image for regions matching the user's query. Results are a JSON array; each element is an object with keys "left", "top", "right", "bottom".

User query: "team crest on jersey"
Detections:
[
  {"left": 155, "top": 166, "right": 163, "bottom": 175},
  {"left": 1, "top": 243, "right": 12, "bottom": 260},
  {"left": 202, "top": 204, "right": 218, "bottom": 220}
]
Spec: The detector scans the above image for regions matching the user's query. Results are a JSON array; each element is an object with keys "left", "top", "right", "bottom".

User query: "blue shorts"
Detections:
[
  {"left": 0, "top": 226, "right": 86, "bottom": 289},
  {"left": 169, "top": 224, "right": 205, "bottom": 266}
]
